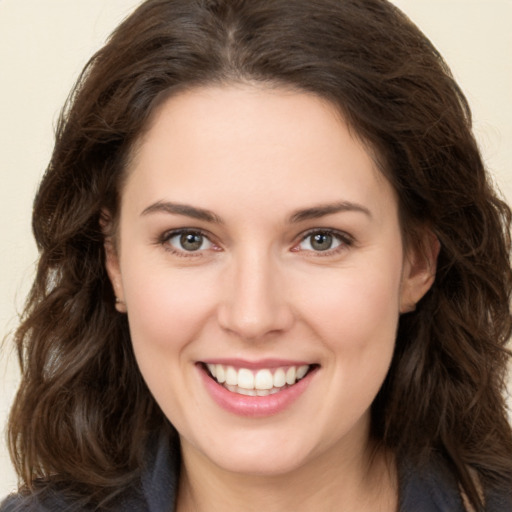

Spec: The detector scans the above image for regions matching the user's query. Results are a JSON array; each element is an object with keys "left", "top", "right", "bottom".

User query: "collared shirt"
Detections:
[{"left": 2, "top": 432, "right": 511, "bottom": 511}]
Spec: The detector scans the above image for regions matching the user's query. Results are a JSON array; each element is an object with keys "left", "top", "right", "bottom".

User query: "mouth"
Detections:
[{"left": 201, "top": 362, "right": 318, "bottom": 396}]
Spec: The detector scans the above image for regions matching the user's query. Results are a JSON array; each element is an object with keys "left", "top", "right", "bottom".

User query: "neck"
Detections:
[{"left": 176, "top": 435, "right": 398, "bottom": 512}]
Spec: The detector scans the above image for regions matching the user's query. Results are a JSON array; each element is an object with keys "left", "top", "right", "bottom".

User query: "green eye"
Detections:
[
  {"left": 167, "top": 231, "right": 213, "bottom": 252},
  {"left": 180, "top": 233, "right": 204, "bottom": 251},
  {"left": 310, "top": 233, "right": 334, "bottom": 251},
  {"left": 298, "top": 231, "right": 346, "bottom": 252}
]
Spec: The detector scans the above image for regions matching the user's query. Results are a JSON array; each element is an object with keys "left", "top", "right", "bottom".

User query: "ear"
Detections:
[
  {"left": 399, "top": 229, "right": 440, "bottom": 313},
  {"left": 101, "top": 211, "right": 127, "bottom": 313}
]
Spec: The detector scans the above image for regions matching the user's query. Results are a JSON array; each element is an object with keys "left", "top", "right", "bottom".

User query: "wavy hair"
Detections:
[{"left": 7, "top": 0, "right": 512, "bottom": 509}]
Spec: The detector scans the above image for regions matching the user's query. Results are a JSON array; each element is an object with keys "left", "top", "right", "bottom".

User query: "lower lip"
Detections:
[{"left": 199, "top": 365, "right": 316, "bottom": 418}]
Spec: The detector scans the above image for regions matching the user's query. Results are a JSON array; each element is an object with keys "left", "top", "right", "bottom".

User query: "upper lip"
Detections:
[{"left": 199, "top": 358, "right": 314, "bottom": 369}]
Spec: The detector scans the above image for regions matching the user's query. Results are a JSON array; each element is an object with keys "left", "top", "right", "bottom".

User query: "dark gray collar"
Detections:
[
  {"left": 140, "top": 430, "right": 180, "bottom": 512},
  {"left": 399, "top": 456, "right": 466, "bottom": 511}
]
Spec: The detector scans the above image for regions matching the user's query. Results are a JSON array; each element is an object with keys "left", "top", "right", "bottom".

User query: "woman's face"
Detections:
[{"left": 106, "top": 84, "right": 435, "bottom": 476}]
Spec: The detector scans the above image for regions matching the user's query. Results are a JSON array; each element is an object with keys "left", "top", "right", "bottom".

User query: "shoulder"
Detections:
[
  {"left": 399, "top": 456, "right": 512, "bottom": 512},
  {"left": 0, "top": 430, "right": 179, "bottom": 512},
  {"left": 0, "top": 496, "right": 23, "bottom": 512},
  {"left": 399, "top": 455, "right": 466, "bottom": 512},
  {"left": 0, "top": 486, "right": 117, "bottom": 512},
  {"left": 0, "top": 491, "right": 81, "bottom": 512},
  {"left": 0, "top": 484, "right": 147, "bottom": 512}
]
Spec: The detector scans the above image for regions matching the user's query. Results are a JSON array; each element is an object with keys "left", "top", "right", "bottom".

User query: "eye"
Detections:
[
  {"left": 295, "top": 230, "right": 352, "bottom": 253},
  {"left": 164, "top": 230, "right": 214, "bottom": 253}
]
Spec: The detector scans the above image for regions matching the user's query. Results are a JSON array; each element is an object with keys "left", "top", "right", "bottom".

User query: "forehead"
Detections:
[{"left": 123, "top": 84, "right": 395, "bottom": 221}]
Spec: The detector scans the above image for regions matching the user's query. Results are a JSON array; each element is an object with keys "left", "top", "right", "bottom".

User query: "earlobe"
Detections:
[
  {"left": 399, "top": 230, "right": 440, "bottom": 314},
  {"left": 114, "top": 296, "right": 127, "bottom": 313},
  {"left": 105, "top": 241, "right": 127, "bottom": 313},
  {"left": 101, "top": 212, "right": 127, "bottom": 313}
]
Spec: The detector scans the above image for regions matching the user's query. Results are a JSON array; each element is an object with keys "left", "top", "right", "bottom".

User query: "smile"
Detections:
[
  {"left": 204, "top": 363, "right": 312, "bottom": 396},
  {"left": 199, "top": 361, "right": 319, "bottom": 417}
]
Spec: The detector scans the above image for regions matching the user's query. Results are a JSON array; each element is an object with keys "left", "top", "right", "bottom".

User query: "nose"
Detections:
[{"left": 217, "top": 250, "right": 294, "bottom": 341}]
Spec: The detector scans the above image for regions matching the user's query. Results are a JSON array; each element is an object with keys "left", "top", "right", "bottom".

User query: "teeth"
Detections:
[
  {"left": 254, "top": 369, "right": 273, "bottom": 390},
  {"left": 205, "top": 363, "right": 312, "bottom": 393},
  {"left": 207, "top": 363, "right": 216, "bottom": 377},
  {"left": 225, "top": 366, "right": 237, "bottom": 386},
  {"left": 215, "top": 364, "right": 226, "bottom": 383},
  {"left": 238, "top": 369, "right": 254, "bottom": 390},
  {"left": 297, "top": 365, "right": 309, "bottom": 379},
  {"left": 285, "top": 366, "right": 296, "bottom": 385},
  {"left": 273, "top": 368, "right": 286, "bottom": 388},
  {"left": 237, "top": 387, "right": 257, "bottom": 396}
]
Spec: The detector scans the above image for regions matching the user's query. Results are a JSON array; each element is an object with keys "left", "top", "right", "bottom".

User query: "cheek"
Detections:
[
  {"left": 310, "top": 270, "right": 401, "bottom": 410},
  {"left": 121, "top": 260, "right": 219, "bottom": 353},
  {"left": 120, "top": 263, "right": 221, "bottom": 428},
  {"left": 301, "top": 264, "right": 402, "bottom": 349}
]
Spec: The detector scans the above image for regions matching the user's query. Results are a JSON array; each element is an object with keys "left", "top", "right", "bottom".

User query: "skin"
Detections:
[{"left": 105, "top": 84, "right": 437, "bottom": 511}]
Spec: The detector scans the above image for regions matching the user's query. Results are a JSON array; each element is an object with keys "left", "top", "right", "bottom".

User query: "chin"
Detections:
[
  {"left": 183, "top": 426, "right": 326, "bottom": 477},
  {"left": 211, "top": 449, "right": 312, "bottom": 477}
]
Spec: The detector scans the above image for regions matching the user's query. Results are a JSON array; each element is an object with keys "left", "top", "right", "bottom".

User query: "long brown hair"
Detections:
[{"left": 8, "top": 0, "right": 512, "bottom": 509}]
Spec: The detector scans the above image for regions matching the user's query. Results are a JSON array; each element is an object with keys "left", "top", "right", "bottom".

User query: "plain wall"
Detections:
[{"left": 1, "top": 0, "right": 511, "bottom": 497}]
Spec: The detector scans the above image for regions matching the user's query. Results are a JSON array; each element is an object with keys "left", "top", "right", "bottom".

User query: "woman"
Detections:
[{"left": 2, "top": 0, "right": 511, "bottom": 510}]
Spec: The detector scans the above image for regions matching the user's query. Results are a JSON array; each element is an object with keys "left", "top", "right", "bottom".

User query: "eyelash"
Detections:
[{"left": 156, "top": 228, "right": 354, "bottom": 257}]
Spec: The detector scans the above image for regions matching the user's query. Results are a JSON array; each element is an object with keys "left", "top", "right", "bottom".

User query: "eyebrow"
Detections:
[
  {"left": 141, "top": 201, "right": 224, "bottom": 224},
  {"left": 288, "top": 201, "right": 372, "bottom": 223},
  {"left": 140, "top": 199, "right": 371, "bottom": 224}
]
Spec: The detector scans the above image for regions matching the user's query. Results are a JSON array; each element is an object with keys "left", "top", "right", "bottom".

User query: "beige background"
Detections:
[{"left": 1, "top": 0, "right": 511, "bottom": 496}]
